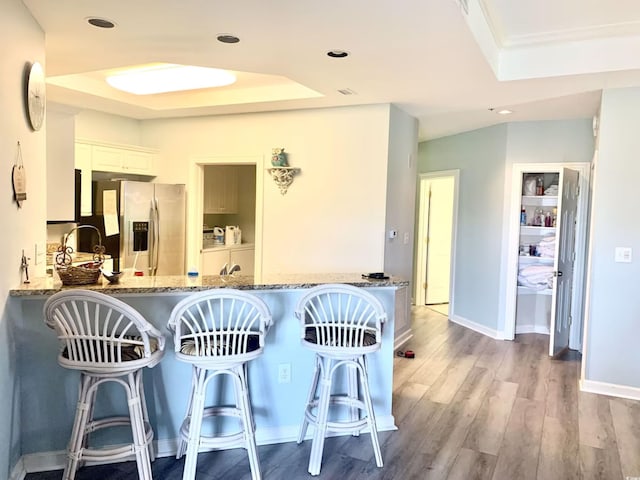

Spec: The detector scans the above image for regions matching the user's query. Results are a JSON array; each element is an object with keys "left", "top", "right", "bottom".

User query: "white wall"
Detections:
[
  {"left": 584, "top": 87, "right": 640, "bottom": 389},
  {"left": 0, "top": 0, "right": 46, "bottom": 477},
  {"left": 75, "top": 109, "right": 144, "bottom": 146},
  {"left": 141, "top": 105, "right": 395, "bottom": 275},
  {"left": 383, "top": 105, "right": 419, "bottom": 283}
]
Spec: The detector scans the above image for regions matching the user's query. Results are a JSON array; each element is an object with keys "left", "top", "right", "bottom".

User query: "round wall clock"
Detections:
[{"left": 26, "top": 62, "right": 45, "bottom": 131}]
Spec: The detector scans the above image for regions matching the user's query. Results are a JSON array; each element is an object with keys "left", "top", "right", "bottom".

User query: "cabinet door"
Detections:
[
  {"left": 202, "top": 250, "right": 230, "bottom": 275},
  {"left": 203, "top": 166, "right": 239, "bottom": 214},
  {"left": 124, "top": 150, "right": 155, "bottom": 175},
  {"left": 92, "top": 145, "right": 124, "bottom": 172},
  {"left": 75, "top": 143, "right": 93, "bottom": 216},
  {"left": 229, "top": 247, "right": 254, "bottom": 275}
]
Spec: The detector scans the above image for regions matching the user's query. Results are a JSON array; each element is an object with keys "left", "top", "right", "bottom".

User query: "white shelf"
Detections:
[
  {"left": 518, "top": 256, "right": 554, "bottom": 265},
  {"left": 518, "top": 286, "right": 553, "bottom": 296},
  {"left": 520, "top": 226, "right": 556, "bottom": 236},
  {"left": 521, "top": 195, "right": 558, "bottom": 206}
]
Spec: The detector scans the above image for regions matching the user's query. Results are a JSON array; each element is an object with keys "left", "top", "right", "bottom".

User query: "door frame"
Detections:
[
  {"left": 414, "top": 170, "right": 460, "bottom": 311},
  {"left": 186, "top": 155, "right": 264, "bottom": 280},
  {"left": 503, "top": 162, "right": 590, "bottom": 350}
]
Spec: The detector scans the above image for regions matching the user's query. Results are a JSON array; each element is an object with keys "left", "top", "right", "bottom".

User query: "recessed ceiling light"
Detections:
[
  {"left": 87, "top": 17, "right": 116, "bottom": 29},
  {"left": 327, "top": 50, "right": 349, "bottom": 58},
  {"left": 106, "top": 64, "right": 236, "bottom": 95},
  {"left": 217, "top": 34, "right": 240, "bottom": 44},
  {"left": 497, "top": 109, "right": 513, "bottom": 115}
]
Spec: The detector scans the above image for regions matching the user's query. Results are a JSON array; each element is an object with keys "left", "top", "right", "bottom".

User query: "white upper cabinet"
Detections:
[
  {"left": 203, "top": 165, "right": 239, "bottom": 214},
  {"left": 46, "top": 109, "right": 76, "bottom": 221},
  {"left": 78, "top": 139, "right": 158, "bottom": 177},
  {"left": 74, "top": 142, "right": 93, "bottom": 217}
]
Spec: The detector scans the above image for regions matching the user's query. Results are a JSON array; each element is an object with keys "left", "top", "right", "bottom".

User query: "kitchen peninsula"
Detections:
[{"left": 10, "top": 273, "right": 408, "bottom": 470}]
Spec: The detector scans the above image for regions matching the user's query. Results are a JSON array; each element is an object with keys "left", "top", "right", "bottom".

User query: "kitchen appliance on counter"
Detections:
[
  {"left": 79, "top": 180, "right": 186, "bottom": 275},
  {"left": 203, "top": 226, "right": 225, "bottom": 249},
  {"left": 225, "top": 225, "right": 242, "bottom": 245}
]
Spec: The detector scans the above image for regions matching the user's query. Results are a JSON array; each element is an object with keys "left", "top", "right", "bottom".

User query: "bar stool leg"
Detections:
[
  {"left": 182, "top": 367, "right": 207, "bottom": 480},
  {"left": 358, "top": 356, "right": 383, "bottom": 467},
  {"left": 235, "top": 364, "right": 261, "bottom": 480},
  {"left": 176, "top": 368, "right": 198, "bottom": 460},
  {"left": 137, "top": 371, "right": 155, "bottom": 462},
  {"left": 297, "top": 355, "right": 321, "bottom": 444},
  {"left": 308, "top": 356, "right": 332, "bottom": 476},
  {"left": 347, "top": 363, "right": 360, "bottom": 436},
  {"left": 64, "top": 374, "right": 93, "bottom": 480},
  {"left": 127, "top": 371, "right": 153, "bottom": 480}
]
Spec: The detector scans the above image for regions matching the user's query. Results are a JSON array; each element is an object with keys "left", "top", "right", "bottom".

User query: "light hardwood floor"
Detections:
[{"left": 26, "top": 306, "right": 640, "bottom": 480}]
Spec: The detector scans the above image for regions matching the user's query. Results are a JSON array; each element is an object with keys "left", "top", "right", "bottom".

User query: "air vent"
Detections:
[{"left": 337, "top": 88, "right": 357, "bottom": 96}]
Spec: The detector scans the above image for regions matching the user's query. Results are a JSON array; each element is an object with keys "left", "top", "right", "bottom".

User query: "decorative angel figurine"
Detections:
[{"left": 271, "top": 147, "right": 288, "bottom": 167}]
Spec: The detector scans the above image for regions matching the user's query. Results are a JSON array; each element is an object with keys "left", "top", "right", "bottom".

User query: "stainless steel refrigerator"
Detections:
[{"left": 79, "top": 180, "right": 186, "bottom": 275}]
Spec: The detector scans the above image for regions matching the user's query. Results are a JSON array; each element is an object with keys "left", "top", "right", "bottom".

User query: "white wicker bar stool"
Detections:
[
  {"left": 167, "top": 289, "right": 272, "bottom": 480},
  {"left": 43, "top": 290, "right": 165, "bottom": 480},
  {"left": 295, "top": 284, "right": 387, "bottom": 476}
]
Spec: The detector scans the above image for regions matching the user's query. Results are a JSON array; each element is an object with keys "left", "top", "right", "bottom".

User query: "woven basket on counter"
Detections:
[{"left": 55, "top": 225, "right": 106, "bottom": 286}]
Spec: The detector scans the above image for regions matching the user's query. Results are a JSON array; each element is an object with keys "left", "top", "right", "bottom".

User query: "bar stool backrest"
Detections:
[
  {"left": 295, "top": 284, "right": 387, "bottom": 355},
  {"left": 168, "top": 289, "right": 272, "bottom": 362},
  {"left": 43, "top": 290, "right": 166, "bottom": 371}
]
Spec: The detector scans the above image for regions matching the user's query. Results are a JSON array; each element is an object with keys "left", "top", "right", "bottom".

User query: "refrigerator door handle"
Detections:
[{"left": 153, "top": 197, "right": 160, "bottom": 276}]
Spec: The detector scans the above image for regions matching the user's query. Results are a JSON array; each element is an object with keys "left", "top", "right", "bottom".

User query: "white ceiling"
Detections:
[{"left": 22, "top": 0, "right": 640, "bottom": 141}]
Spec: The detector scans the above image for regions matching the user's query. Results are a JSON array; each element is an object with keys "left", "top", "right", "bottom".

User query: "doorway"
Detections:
[
  {"left": 415, "top": 170, "right": 459, "bottom": 317},
  {"left": 186, "top": 155, "right": 264, "bottom": 281},
  {"left": 503, "top": 162, "right": 590, "bottom": 352}
]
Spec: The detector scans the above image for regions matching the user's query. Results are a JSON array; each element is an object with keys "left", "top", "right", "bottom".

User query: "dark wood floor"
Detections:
[{"left": 26, "top": 306, "right": 640, "bottom": 480}]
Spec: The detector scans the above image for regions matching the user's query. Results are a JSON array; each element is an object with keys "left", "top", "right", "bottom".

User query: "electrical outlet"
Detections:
[
  {"left": 278, "top": 363, "right": 291, "bottom": 384},
  {"left": 403, "top": 232, "right": 410, "bottom": 244}
]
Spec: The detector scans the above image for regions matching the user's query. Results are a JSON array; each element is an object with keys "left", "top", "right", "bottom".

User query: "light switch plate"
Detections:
[{"left": 615, "top": 247, "right": 632, "bottom": 263}]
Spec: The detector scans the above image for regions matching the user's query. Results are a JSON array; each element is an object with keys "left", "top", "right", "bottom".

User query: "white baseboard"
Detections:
[
  {"left": 449, "top": 314, "right": 502, "bottom": 339},
  {"left": 580, "top": 379, "right": 640, "bottom": 401},
  {"left": 9, "top": 457, "right": 26, "bottom": 480},
  {"left": 515, "top": 324, "right": 550, "bottom": 335},
  {"left": 394, "top": 330, "right": 413, "bottom": 350},
  {"left": 16, "top": 415, "right": 397, "bottom": 475}
]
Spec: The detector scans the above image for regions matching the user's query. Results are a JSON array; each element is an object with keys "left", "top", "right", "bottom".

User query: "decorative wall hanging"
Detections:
[
  {"left": 12, "top": 141, "right": 27, "bottom": 207},
  {"left": 267, "top": 147, "right": 300, "bottom": 195}
]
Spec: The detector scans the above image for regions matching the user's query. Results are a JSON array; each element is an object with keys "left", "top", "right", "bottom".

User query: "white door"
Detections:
[
  {"left": 425, "top": 177, "right": 455, "bottom": 304},
  {"left": 549, "top": 168, "right": 579, "bottom": 357}
]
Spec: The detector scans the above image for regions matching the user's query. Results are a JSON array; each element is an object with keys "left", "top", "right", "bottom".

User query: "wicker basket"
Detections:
[{"left": 55, "top": 225, "right": 105, "bottom": 286}]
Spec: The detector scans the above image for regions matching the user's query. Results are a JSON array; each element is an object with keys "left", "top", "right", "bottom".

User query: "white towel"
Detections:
[{"left": 518, "top": 264, "right": 554, "bottom": 290}]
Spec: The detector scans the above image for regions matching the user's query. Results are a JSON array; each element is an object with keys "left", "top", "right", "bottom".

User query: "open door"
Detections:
[
  {"left": 549, "top": 168, "right": 579, "bottom": 357},
  {"left": 425, "top": 177, "right": 454, "bottom": 304}
]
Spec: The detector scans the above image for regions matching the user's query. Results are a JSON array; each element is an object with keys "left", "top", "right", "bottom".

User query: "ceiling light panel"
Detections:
[{"left": 106, "top": 64, "right": 236, "bottom": 95}]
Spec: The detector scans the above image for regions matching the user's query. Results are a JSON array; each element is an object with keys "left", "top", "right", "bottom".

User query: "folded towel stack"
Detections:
[
  {"left": 518, "top": 264, "right": 554, "bottom": 290},
  {"left": 537, "top": 235, "right": 555, "bottom": 258}
]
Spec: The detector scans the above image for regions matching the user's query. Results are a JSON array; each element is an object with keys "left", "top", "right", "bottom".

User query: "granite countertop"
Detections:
[{"left": 10, "top": 273, "right": 409, "bottom": 297}]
